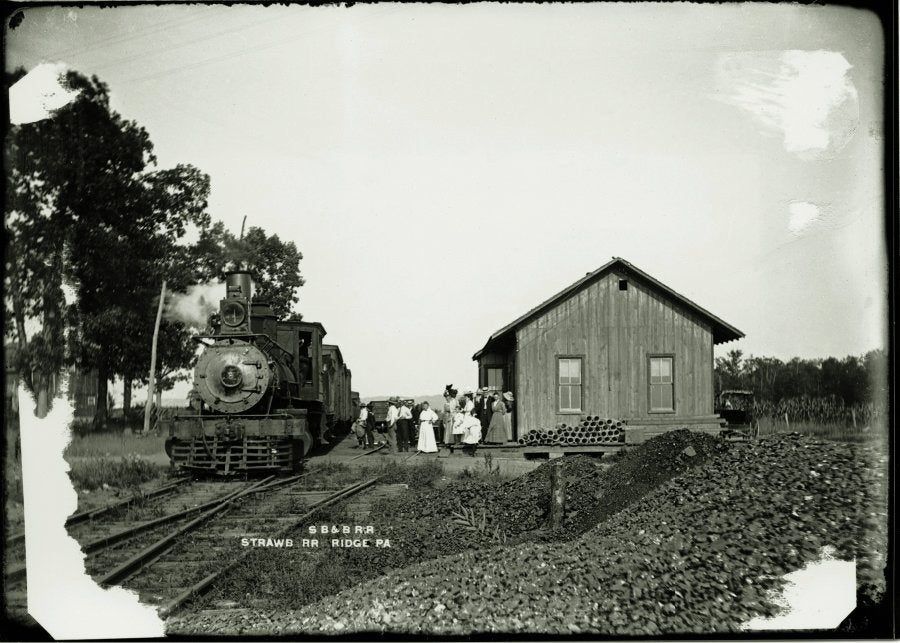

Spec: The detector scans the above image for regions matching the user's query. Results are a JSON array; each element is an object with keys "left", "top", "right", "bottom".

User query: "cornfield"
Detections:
[{"left": 751, "top": 396, "right": 883, "bottom": 427}]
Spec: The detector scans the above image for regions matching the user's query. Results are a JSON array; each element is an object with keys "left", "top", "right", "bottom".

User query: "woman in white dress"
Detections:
[
  {"left": 416, "top": 401, "right": 439, "bottom": 453},
  {"left": 452, "top": 394, "right": 469, "bottom": 444},
  {"left": 461, "top": 413, "right": 482, "bottom": 456}
]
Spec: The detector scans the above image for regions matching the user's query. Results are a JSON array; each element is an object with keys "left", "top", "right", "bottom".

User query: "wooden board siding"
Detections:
[{"left": 514, "top": 271, "right": 714, "bottom": 433}]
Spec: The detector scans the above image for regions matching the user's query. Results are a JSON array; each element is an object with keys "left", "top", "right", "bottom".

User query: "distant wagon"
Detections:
[{"left": 473, "top": 257, "right": 745, "bottom": 444}]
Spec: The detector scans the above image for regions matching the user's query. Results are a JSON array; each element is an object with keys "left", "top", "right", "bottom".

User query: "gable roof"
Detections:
[{"left": 472, "top": 257, "right": 744, "bottom": 360}]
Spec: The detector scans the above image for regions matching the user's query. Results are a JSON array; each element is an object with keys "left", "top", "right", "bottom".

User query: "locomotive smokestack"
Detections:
[{"left": 225, "top": 270, "right": 252, "bottom": 301}]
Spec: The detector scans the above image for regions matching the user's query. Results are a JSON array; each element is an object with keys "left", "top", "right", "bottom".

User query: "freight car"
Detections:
[
  {"left": 322, "top": 344, "right": 354, "bottom": 435},
  {"left": 164, "top": 270, "right": 353, "bottom": 474}
]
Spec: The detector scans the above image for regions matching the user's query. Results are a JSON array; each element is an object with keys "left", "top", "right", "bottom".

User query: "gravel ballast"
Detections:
[{"left": 167, "top": 433, "right": 886, "bottom": 636}]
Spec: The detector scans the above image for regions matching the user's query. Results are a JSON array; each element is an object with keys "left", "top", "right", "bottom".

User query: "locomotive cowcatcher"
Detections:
[{"left": 164, "top": 270, "right": 333, "bottom": 474}]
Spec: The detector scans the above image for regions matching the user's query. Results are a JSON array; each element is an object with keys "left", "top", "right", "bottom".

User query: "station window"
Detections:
[
  {"left": 486, "top": 367, "right": 504, "bottom": 390},
  {"left": 649, "top": 355, "right": 675, "bottom": 412},
  {"left": 557, "top": 356, "right": 583, "bottom": 413}
]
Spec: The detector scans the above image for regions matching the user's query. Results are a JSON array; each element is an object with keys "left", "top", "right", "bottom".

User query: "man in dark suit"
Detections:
[{"left": 480, "top": 386, "right": 493, "bottom": 437}]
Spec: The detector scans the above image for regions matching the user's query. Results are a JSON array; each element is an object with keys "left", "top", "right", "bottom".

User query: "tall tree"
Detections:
[
  {"left": 6, "top": 69, "right": 211, "bottom": 426},
  {"left": 714, "top": 349, "right": 744, "bottom": 394},
  {"left": 199, "top": 223, "right": 305, "bottom": 318}
]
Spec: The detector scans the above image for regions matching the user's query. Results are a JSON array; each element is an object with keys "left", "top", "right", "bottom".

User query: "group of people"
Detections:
[
  {"left": 441, "top": 385, "right": 515, "bottom": 456},
  {"left": 352, "top": 385, "right": 514, "bottom": 457}
]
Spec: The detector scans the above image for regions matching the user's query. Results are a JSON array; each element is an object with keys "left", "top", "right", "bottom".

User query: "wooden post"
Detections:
[
  {"left": 143, "top": 280, "right": 166, "bottom": 435},
  {"left": 549, "top": 459, "right": 566, "bottom": 530},
  {"left": 784, "top": 412, "right": 790, "bottom": 432},
  {"left": 851, "top": 408, "right": 857, "bottom": 429}
]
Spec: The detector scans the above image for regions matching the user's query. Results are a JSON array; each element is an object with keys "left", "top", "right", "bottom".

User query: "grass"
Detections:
[
  {"left": 757, "top": 418, "right": 887, "bottom": 443},
  {"left": 189, "top": 500, "right": 357, "bottom": 612},
  {"left": 305, "top": 459, "right": 445, "bottom": 489},
  {"left": 67, "top": 455, "right": 169, "bottom": 491},
  {"left": 456, "top": 452, "right": 503, "bottom": 480},
  {"left": 64, "top": 431, "right": 167, "bottom": 459}
]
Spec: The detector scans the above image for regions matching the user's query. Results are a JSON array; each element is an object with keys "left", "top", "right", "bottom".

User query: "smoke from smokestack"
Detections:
[{"left": 165, "top": 283, "right": 222, "bottom": 328}]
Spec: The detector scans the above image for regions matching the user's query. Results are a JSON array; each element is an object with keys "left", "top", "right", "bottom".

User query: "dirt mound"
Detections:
[{"left": 284, "top": 433, "right": 883, "bottom": 635}]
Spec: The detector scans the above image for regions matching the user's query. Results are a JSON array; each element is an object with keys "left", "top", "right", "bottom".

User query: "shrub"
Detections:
[{"left": 68, "top": 455, "right": 167, "bottom": 491}]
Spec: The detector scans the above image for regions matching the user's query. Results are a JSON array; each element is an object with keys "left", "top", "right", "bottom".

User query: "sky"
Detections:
[{"left": 6, "top": 3, "right": 888, "bottom": 399}]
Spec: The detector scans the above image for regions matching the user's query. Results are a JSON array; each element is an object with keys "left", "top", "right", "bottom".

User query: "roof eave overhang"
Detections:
[{"left": 473, "top": 256, "right": 745, "bottom": 358}]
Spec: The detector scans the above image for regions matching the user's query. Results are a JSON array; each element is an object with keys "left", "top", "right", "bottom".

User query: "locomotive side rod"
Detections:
[
  {"left": 158, "top": 476, "right": 382, "bottom": 618},
  {"left": 96, "top": 475, "right": 277, "bottom": 587}
]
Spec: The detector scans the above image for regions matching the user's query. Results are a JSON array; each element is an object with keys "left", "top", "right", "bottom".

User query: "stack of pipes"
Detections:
[{"left": 517, "top": 416, "right": 625, "bottom": 446}]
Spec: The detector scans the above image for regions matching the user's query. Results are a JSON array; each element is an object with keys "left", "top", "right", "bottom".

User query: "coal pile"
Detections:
[
  {"left": 365, "top": 430, "right": 723, "bottom": 555},
  {"left": 284, "top": 433, "right": 881, "bottom": 635},
  {"left": 518, "top": 415, "right": 624, "bottom": 446}
]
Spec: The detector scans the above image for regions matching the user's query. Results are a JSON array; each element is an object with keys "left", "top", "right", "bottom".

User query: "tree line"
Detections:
[
  {"left": 5, "top": 68, "right": 305, "bottom": 428},
  {"left": 714, "top": 349, "right": 887, "bottom": 425}
]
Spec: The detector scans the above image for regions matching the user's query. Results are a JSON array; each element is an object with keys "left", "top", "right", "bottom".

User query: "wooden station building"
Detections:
[{"left": 472, "top": 257, "right": 744, "bottom": 443}]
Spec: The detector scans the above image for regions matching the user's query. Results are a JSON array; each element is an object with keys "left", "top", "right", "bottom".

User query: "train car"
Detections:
[
  {"left": 164, "top": 270, "right": 350, "bottom": 475},
  {"left": 322, "top": 344, "right": 354, "bottom": 434}
]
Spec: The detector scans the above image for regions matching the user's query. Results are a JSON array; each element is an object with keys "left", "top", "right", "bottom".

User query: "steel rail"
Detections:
[
  {"left": 96, "top": 475, "right": 277, "bottom": 587},
  {"left": 80, "top": 470, "right": 319, "bottom": 556},
  {"left": 81, "top": 482, "right": 254, "bottom": 554},
  {"left": 5, "top": 478, "right": 192, "bottom": 548},
  {"left": 5, "top": 473, "right": 317, "bottom": 584},
  {"left": 349, "top": 443, "right": 387, "bottom": 460},
  {"left": 157, "top": 476, "right": 382, "bottom": 618}
]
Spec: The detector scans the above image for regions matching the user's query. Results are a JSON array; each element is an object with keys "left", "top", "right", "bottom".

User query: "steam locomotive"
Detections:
[{"left": 164, "top": 270, "right": 354, "bottom": 474}]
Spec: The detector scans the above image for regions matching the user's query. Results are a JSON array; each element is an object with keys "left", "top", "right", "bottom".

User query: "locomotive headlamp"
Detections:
[
  {"left": 221, "top": 301, "right": 246, "bottom": 327},
  {"left": 220, "top": 364, "right": 243, "bottom": 388}
]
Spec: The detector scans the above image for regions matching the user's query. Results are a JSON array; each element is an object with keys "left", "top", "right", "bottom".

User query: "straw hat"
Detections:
[{"left": 503, "top": 392, "right": 514, "bottom": 402}]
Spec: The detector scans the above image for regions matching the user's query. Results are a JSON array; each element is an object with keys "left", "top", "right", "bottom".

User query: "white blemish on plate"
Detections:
[
  {"left": 19, "top": 381, "right": 165, "bottom": 638},
  {"left": 788, "top": 201, "right": 821, "bottom": 234},
  {"left": 9, "top": 63, "right": 81, "bottom": 125},
  {"left": 741, "top": 546, "right": 856, "bottom": 631},
  {"left": 714, "top": 50, "right": 859, "bottom": 159}
]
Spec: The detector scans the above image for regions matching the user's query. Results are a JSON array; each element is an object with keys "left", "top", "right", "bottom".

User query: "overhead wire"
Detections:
[
  {"left": 114, "top": 5, "right": 408, "bottom": 87},
  {"left": 32, "top": 5, "right": 213, "bottom": 63},
  {"left": 88, "top": 9, "right": 297, "bottom": 76}
]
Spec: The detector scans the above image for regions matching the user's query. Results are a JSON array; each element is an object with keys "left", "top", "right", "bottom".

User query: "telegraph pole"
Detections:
[{"left": 143, "top": 279, "right": 166, "bottom": 434}]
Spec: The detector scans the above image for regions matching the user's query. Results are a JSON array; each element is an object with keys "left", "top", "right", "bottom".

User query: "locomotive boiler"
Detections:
[{"left": 165, "top": 270, "right": 350, "bottom": 474}]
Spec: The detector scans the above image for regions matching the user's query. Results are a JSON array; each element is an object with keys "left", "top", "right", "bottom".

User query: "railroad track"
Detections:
[
  {"left": 4, "top": 475, "right": 197, "bottom": 615},
  {"left": 38, "top": 475, "right": 383, "bottom": 618},
  {"left": 6, "top": 443, "right": 420, "bottom": 620}
]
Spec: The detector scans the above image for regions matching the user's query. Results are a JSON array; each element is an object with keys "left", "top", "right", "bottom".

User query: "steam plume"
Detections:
[{"left": 165, "top": 283, "right": 222, "bottom": 328}]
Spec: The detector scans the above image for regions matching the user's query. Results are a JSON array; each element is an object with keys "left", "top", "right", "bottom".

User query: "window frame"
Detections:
[
  {"left": 485, "top": 367, "right": 505, "bottom": 390},
  {"left": 648, "top": 353, "right": 676, "bottom": 413},
  {"left": 556, "top": 355, "right": 585, "bottom": 414}
]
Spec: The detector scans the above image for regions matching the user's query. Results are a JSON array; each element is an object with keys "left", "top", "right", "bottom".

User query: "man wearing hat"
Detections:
[
  {"left": 397, "top": 399, "right": 413, "bottom": 452},
  {"left": 385, "top": 397, "right": 400, "bottom": 454},
  {"left": 364, "top": 401, "right": 376, "bottom": 448},
  {"left": 479, "top": 386, "right": 493, "bottom": 435},
  {"left": 354, "top": 401, "right": 369, "bottom": 448}
]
